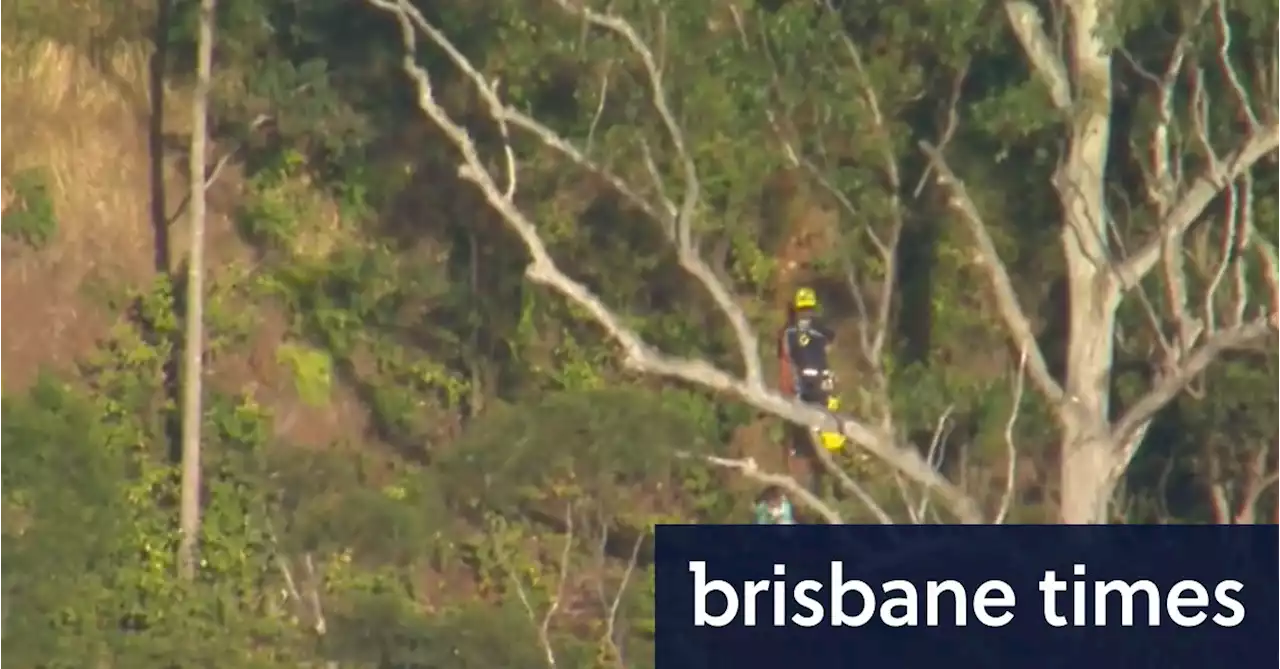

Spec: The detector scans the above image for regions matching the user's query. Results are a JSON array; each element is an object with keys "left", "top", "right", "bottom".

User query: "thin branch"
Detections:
[
  {"left": 918, "top": 141, "right": 1066, "bottom": 406},
  {"left": 548, "top": 0, "right": 764, "bottom": 388},
  {"left": 753, "top": 8, "right": 896, "bottom": 315},
  {"left": 1161, "top": 201, "right": 1201, "bottom": 353},
  {"left": 275, "top": 553, "right": 304, "bottom": 611},
  {"left": 1136, "top": 1, "right": 1209, "bottom": 215},
  {"left": 1112, "top": 317, "right": 1275, "bottom": 447},
  {"left": 993, "top": 350, "right": 1027, "bottom": 524},
  {"left": 1201, "top": 179, "right": 1242, "bottom": 334},
  {"left": 541, "top": 506, "right": 574, "bottom": 664},
  {"left": 1207, "top": 441, "right": 1231, "bottom": 523},
  {"left": 368, "top": 0, "right": 983, "bottom": 523},
  {"left": 912, "top": 66, "right": 968, "bottom": 199},
  {"left": 815, "top": 451, "right": 898, "bottom": 524},
  {"left": 1251, "top": 235, "right": 1280, "bottom": 326},
  {"left": 1103, "top": 188, "right": 1175, "bottom": 357},
  {"left": 1210, "top": 0, "right": 1260, "bottom": 131},
  {"left": 899, "top": 406, "right": 954, "bottom": 524},
  {"left": 165, "top": 114, "right": 272, "bottom": 228},
  {"left": 1235, "top": 445, "right": 1280, "bottom": 524},
  {"left": 1116, "top": 117, "right": 1278, "bottom": 289},
  {"left": 598, "top": 534, "right": 643, "bottom": 669},
  {"left": 1208, "top": 445, "right": 1278, "bottom": 525},
  {"left": 265, "top": 519, "right": 337, "bottom": 668},
  {"left": 584, "top": 66, "right": 611, "bottom": 155},
  {"left": 696, "top": 454, "right": 847, "bottom": 524},
  {"left": 302, "top": 553, "right": 328, "bottom": 636},
  {"left": 511, "top": 505, "right": 575, "bottom": 669}
]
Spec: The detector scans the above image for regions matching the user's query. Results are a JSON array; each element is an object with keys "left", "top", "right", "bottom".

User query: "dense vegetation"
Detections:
[{"left": 3, "top": 0, "right": 1277, "bottom": 665}]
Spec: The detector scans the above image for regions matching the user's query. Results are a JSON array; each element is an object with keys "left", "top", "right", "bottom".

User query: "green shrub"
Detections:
[{"left": 3, "top": 167, "right": 57, "bottom": 248}]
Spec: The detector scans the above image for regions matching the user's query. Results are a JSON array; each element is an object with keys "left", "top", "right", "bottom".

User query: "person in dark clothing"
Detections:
[
  {"left": 777, "top": 287, "right": 836, "bottom": 405},
  {"left": 777, "top": 287, "right": 839, "bottom": 461}
]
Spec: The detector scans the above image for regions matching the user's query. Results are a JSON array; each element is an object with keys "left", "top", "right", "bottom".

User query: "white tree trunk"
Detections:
[
  {"left": 1055, "top": 0, "right": 1122, "bottom": 525},
  {"left": 177, "top": 0, "right": 216, "bottom": 580}
]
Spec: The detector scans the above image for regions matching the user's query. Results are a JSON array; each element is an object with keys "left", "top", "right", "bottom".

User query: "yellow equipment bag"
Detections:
[{"left": 817, "top": 395, "right": 846, "bottom": 451}]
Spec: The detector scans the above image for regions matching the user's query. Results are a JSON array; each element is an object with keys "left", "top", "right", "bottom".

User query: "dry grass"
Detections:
[
  {"left": 0, "top": 25, "right": 371, "bottom": 452},
  {"left": 3, "top": 40, "right": 166, "bottom": 279},
  {"left": 2, "top": 41, "right": 149, "bottom": 386}
]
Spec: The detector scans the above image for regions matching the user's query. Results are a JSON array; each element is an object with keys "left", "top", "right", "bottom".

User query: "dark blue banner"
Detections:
[{"left": 654, "top": 525, "right": 1277, "bottom": 669}]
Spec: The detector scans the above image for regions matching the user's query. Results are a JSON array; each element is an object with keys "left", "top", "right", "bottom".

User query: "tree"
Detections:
[
  {"left": 178, "top": 0, "right": 218, "bottom": 578},
  {"left": 924, "top": 0, "right": 1277, "bottom": 523},
  {"left": 368, "top": 0, "right": 1276, "bottom": 524}
]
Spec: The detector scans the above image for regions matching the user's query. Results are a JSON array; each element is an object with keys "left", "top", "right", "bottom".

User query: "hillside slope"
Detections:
[{"left": 0, "top": 36, "right": 378, "bottom": 448}]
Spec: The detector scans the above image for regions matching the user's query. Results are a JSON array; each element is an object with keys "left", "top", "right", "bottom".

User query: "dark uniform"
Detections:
[
  {"left": 779, "top": 317, "right": 836, "bottom": 406},
  {"left": 777, "top": 287, "right": 839, "bottom": 467}
]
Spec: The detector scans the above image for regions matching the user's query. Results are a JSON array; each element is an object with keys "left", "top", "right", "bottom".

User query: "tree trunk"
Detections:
[
  {"left": 1059, "top": 434, "right": 1118, "bottom": 523},
  {"left": 177, "top": 0, "right": 217, "bottom": 580},
  {"left": 1056, "top": 0, "right": 1119, "bottom": 524}
]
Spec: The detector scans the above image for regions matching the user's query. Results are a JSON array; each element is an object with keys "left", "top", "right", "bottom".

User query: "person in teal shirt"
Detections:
[{"left": 753, "top": 486, "right": 795, "bottom": 525}]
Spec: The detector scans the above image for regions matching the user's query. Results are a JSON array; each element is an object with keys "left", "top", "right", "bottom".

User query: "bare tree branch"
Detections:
[
  {"left": 1201, "top": 178, "right": 1244, "bottom": 333},
  {"left": 301, "top": 553, "right": 328, "bottom": 636},
  {"left": 511, "top": 504, "right": 575, "bottom": 669},
  {"left": 811, "top": 447, "right": 899, "bottom": 524},
  {"left": 368, "top": 0, "right": 983, "bottom": 523},
  {"left": 993, "top": 350, "right": 1027, "bottom": 524},
  {"left": 1210, "top": 0, "right": 1261, "bottom": 132},
  {"left": 1209, "top": 440, "right": 1278, "bottom": 524},
  {"left": 1112, "top": 316, "right": 1275, "bottom": 447},
  {"left": 1111, "top": 26, "right": 1277, "bottom": 453},
  {"left": 275, "top": 552, "right": 304, "bottom": 613},
  {"left": 1116, "top": 95, "right": 1278, "bottom": 287},
  {"left": 1003, "top": 1, "right": 1072, "bottom": 110},
  {"left": 1238, "top": 473, "right": 1280, "bottom": 525},
  {"left": 696, "top": 454, "right": 848, "bottom": 524},
  {"left": 595, "top": 531, "right": 643, "bottom": 669},
  {"left": 1130, "top": 2, "right": 1209, "bottom": 216},
  {"left": 265, "top": 520, "right": 338, "bottom": 668},
  {"left": 165, "top": 114, "right": 273, "bottom": 228},
  {"left": 548, "top": 0, "right": 764, "bottom": 388},
  {"left": 918, "top": 141, "right": 1066, "bottom": 407},
  {"left": 895, "top": 406, "right": 954, "bottom": 524},
  {"left": 584, "top": 67, "right": 611, "bottom": 155}
]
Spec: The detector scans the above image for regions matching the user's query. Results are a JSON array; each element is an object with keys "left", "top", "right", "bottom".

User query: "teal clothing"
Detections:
[{"left": 754, "top": 498, "right": 795, "bottom": 525}]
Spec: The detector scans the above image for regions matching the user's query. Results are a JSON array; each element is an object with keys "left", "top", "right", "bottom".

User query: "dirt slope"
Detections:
[{"left": 1, "top": 39, "right": 370, "bottom": 449}]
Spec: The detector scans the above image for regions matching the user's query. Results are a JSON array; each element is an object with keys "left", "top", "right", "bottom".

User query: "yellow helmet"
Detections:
[
  {"left": 793, "top": 287, "right": 818, "bottom": 309},
  {"left": 826, "top": 395, "right": 841, "bottom": 411}
]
